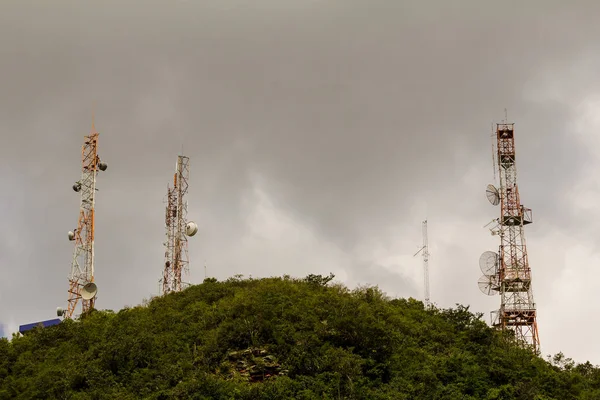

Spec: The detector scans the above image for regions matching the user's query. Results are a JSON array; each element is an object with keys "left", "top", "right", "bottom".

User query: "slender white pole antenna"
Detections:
[
  {"left": 180, "top": 127, "right": 188, "bottom": 157},
  {"left": 491, "top": 123, "right": 497, "bottom": 183},
  {"left": 413, "top": 219, "right": 430, "bottom": 307}
]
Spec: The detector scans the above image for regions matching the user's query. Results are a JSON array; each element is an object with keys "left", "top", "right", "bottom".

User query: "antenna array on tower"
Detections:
[
  {"left": 45, "top": 110, "right": 542, "bottom": 356},
  {"left": 58, "top": 120, "right": 108, "bottom": 320},
  {"left": 159, "top": 155, "right": 198, "bottom": 295},
  {"left": 479, "top": 121, "right": 540, "bottom": 354}
]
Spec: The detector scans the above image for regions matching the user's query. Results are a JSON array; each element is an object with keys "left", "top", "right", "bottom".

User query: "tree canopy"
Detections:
[{"left": 1, "top": 274, "right": 599, "bottom": 399}]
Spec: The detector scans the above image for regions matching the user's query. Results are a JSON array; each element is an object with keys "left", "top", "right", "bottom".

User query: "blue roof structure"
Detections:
[{"left": 18, "top": 318, "right": 61, "bottom": 334}]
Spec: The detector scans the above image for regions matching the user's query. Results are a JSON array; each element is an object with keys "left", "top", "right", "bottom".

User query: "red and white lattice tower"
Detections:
[
  {"left": 160, "top": 155, "right": 198, "bottom": 295},
  {"left": 58, "top": 118, "right": 108, "bottom": 319},
  {"left": 479, "top": 121, "right": 540, "bottom": 354}
]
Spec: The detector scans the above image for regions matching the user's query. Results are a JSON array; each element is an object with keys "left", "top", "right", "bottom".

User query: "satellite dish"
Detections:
[
  {"left": 56, "top": 307, "right": 65, "bottom": 317},
  {"left": 81, "top": 282, "right": 97, "bottom": 300},
  {"left": 98, "top": 161, "right": 107, "bottom": 171},
  {"left": 185, "top": 221, "right": 198, "bottom": 237},
  {"left": 478, "top": 274, "right": 499, "bottom": 296},
  {"left": 73, "top": 183, "right": 81, "bottom": 192},
  {"left": 479, "top": 251, "right": 499, "bottom": 275},
  {"left": 486, "top": 184, "right": 500, "bottom": 206},
  {"left": 68, "top": 231, "right": 75, "bottom": 241}
]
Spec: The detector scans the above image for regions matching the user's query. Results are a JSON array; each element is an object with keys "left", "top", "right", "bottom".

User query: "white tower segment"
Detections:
[{"left": 414, "top": 219, "right": 430, "bottom": 307}]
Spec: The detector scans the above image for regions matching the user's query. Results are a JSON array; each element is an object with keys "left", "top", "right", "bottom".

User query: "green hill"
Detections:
[{"left": 1, "top": 274, "right": 599, "bottom": 399}]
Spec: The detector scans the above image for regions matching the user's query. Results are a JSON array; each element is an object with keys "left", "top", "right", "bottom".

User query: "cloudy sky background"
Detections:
[{"left": 2, "top": 0, "right": 600, "bottom": 364}]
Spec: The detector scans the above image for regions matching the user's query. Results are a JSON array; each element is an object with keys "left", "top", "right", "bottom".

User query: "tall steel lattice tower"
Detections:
[
  {"left": 160, "top": 155, "right": 198, "bottom": 295},
  {"left": 414, "top": 219, "right": 430, "bottom": 307},
  {"left": 58, "top": 119, "right": 108, "bottom": 319},
  {"left": 479, "top": 121, "right": 540, "bottom": 354}
]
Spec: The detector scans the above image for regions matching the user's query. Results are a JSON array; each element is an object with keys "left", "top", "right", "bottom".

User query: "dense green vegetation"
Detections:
[{"left": 1, "top": 274, "right": 599, "bottom": 399}]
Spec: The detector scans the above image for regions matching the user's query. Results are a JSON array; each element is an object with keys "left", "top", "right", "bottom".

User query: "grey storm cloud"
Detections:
[{"left": 2, "top": 0, "right": 600, "bottom": 363}]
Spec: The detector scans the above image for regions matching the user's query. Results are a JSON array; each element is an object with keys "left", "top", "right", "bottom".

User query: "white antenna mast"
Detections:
[
  {"left": 491, "top": 122, "right": 497, "bottom": 183},
  {"left": 413, "top": 219, "right": 430, "bottom": 307}
]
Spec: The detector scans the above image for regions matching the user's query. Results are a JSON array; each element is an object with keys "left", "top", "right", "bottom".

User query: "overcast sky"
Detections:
[{"left": 2, "top": 0, "right": 600, "bottom": 364}]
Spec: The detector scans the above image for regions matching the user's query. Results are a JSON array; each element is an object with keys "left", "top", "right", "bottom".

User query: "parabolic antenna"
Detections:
[
  {"left": 185, "top": 221, "right": 198, "bottom": 237},
  {"left": 479, "top": 251, "right": 499, "bottom": 275},
  {"left": 486, "top": 184, "right": 500, "bottom": 206},
  {"left": 56, "top": 307, "right": 65, "bottom": 317},
  {"left": 81, "top": 282, "right": 98, "bottom": 300},
  {"left": 478, "top": 274, "right": 499, "bottom": 296}
]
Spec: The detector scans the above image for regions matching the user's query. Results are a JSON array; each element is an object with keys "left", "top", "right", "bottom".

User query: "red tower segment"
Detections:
[
  {"left": 480, "top": 122, "right": 540, "bottom": 354},
  {"left": 160, "top": 155, "right": 198, "bottom": 295},
  {"left": 62, "top": 120, "right": 107, "bottom": 319}
]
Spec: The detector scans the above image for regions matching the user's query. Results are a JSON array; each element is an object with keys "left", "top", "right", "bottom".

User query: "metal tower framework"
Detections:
[
  {"left": 160, "top": 155, "right": 197, "bottom": 295},
  {"left": 64, "top": 121, "right": 107, "bottom": 319},
  {"left": 414, "top": 220, "right": 430, "bottom": 307},
  {"left": 482, "top": 122, "right": 540, "bottom": 354}
]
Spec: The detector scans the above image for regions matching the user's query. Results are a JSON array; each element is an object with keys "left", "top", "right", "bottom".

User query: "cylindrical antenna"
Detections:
[{"left": 491, "top": 122, "right": 497, "bottom": 183}]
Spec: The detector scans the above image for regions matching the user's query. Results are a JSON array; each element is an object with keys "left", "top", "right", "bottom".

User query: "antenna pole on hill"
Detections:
[
  {"left": 159, "top": 154, "right": 198, "bottom": 295},
  {"left": 59, "top": 113, "right": 108, "bottom": 319},
  {"left": 413, "top": 219, "right": 430, "bottom": 308}
]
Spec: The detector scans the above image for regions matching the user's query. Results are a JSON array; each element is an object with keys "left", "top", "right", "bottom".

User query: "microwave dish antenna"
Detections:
[
  {"left": 479, "top": 250, "right": 499, "bottom": 275},
  {"left": 478, "top": 274, "right": 499, "bottom": 296},
  {"left": 486, "top": 184, "right": 500, "bottom": 206}
]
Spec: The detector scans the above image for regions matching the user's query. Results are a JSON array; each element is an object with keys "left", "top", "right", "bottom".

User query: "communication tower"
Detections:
[
  {"left": 160, "top": 155, "right": 198, "bottom": 295},
  {"left": 57, "top": 118, "right": 108, "bottom": 319},
  {"left": 414, "top": 220, "right": 430, "bottom": 307},
  {"left": 479, "top": 121, "right": 540, "bottom": 353}
]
